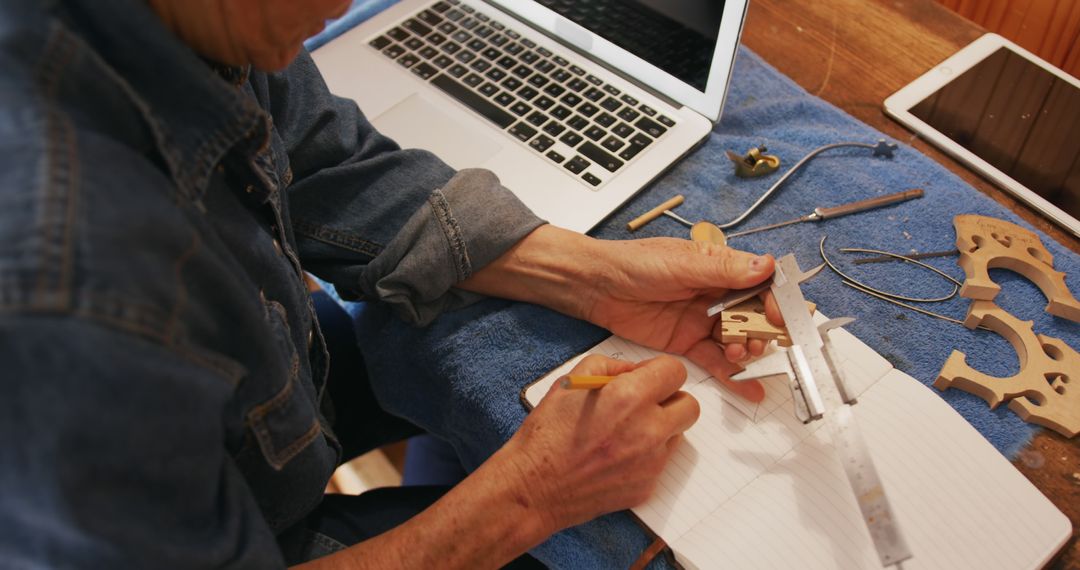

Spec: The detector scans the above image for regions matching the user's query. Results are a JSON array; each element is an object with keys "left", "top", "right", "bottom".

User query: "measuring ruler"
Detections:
[{"left": 730, "top": 254, "right": 912, "bottom": 567}]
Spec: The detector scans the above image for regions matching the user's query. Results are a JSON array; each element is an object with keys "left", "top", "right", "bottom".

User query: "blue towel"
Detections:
[{"left": 311, "top": 9, "right": 1080, "bottom": 566}]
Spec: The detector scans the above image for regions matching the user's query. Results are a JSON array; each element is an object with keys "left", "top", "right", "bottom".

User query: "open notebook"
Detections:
[{"left": 524, "top": 317, "right": 1070, "bottom": 569}]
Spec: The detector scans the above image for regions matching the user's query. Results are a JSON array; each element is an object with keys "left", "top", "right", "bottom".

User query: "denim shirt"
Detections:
[{"left": 0, "top": 0, "right": 543, "bottom": 566}]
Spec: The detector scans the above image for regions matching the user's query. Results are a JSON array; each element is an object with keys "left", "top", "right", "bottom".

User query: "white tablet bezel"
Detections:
[
  {"left": 485, "top": 0, "right": 748, "bottom": 122},
  {"left": 884, "top": 33, "right": 1080, "bottom": 238}
]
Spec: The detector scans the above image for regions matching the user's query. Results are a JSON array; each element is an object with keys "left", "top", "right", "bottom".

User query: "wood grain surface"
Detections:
[{"left": 741, "top": 1, "right": 1079, "bottom": 566}]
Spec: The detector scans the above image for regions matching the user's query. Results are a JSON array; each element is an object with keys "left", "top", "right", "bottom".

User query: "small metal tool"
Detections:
[
  {"left": 725, "top": 188, "right": 924, "bottom": 239},
  {"left": 716, "top": 140, "right": 897, "bottom": 230},
  {"left": 727, "top": 254, "right": 913, "bottom": 567},
  {"left": 726, "top": 145, "right": 781, "bottom": 178}
]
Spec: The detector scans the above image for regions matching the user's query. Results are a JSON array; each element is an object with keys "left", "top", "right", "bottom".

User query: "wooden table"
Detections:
[{"left": 741, "top": 1, "right": 1079, "bottom": 566}]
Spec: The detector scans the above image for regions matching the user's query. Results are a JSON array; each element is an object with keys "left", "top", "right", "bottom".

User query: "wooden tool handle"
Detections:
[
  {"left": 814, "top": 188, "right": 924, "bottom": 219},
  {"left": 627, "top": 195, "right": 684, "bottom": 231}
]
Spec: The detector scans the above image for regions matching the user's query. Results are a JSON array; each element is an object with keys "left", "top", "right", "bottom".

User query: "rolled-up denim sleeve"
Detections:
[
  {"left": 0, "top": 317, "right": 284, "bottom": 568},
  {"left": 267, "top": 52, "right": 545, "bottom": 325}
]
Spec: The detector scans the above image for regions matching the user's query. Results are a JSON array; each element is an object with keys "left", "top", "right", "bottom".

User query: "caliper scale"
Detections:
[{"left": 719, "top": 254, "right": 913, "bottom": 567}]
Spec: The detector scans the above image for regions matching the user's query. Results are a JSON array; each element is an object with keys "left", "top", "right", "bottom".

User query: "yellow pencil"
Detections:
[{"left": 560, "top": 375, "right": 617, "bottom": 389}]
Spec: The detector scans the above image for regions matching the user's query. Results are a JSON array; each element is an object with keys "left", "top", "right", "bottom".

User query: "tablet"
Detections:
[{"left": 884, "top": 33, "right": 1080, "bottom": 238}]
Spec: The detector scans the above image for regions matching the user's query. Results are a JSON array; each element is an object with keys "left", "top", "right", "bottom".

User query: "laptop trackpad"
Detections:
[{"left": 371, "top": 93, "right": 502, "bottom": 169}]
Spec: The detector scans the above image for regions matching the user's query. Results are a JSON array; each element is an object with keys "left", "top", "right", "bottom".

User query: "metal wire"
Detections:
[
  {"left": 818, "top": 236, "right": 960, "bottom": 303},
  {"left": 717, "top": 140, "right": 897, "bottom": 229}
]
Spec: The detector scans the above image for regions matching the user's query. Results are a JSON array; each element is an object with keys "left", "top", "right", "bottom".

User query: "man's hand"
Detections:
[
  {"left": 500, "top": 354, "right": 700, "bottom": 534},
  {"left": 459, "top": 224, "right": 781, "bottom": 402}
]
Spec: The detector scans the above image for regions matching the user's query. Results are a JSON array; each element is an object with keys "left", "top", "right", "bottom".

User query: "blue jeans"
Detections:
[{"left": 280, "top": 293, "right": 541, "bottom": 567}]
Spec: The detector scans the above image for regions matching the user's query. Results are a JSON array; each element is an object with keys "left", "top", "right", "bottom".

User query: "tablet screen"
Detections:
[{"left": 908, "top": 47, "right": 1080, "bottom": 220}]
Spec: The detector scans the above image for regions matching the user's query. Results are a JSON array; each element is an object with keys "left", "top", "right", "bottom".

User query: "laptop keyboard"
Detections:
[{"left": 367, "top": 0, "right": 678, "bottom": 189}]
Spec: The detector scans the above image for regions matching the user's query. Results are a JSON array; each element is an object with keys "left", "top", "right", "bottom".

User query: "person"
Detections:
[{"left": 0, "top": 0, "right": 780, "bottom": 567}]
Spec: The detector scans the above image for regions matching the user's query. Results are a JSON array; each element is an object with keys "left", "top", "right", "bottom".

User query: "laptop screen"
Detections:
[
  {"left": 533, "top": 1, "right": 724, "bottom": 92},
  {"left": 488, "top": 0, "right": 746, "bottom": 121}
]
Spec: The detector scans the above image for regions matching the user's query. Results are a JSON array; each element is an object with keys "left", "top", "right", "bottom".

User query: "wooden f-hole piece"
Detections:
[{"left": 954, "top": 215, "right": 1080, "bottom": 322}]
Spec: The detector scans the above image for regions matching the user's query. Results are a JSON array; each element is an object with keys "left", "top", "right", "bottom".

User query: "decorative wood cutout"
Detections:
[
  {"left": 721, "top": 298, "right": 815, "bottom": 347},
  {"left": 934, "top": 300, "right": 1079, "bottom": 438},
  {"left": 954, "top": 214, "right": 1080, "bottom": 322}
]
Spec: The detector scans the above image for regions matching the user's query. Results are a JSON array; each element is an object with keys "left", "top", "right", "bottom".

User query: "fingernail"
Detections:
[{"left": 749, "top": 255, "right": 767, "bottom": 271}]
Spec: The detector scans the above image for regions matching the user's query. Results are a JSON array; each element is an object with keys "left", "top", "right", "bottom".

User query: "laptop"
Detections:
[{"left": 312, "top": 0, "right": 748, "bottom": 233}]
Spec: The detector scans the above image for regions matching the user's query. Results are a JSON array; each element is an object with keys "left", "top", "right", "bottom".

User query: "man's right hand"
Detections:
[{"left": 498, "top": 354, "right": 701, "bottom": 536}]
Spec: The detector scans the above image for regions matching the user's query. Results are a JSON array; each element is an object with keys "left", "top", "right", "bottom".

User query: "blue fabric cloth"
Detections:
[{"left": 321, "top": 42, "right": 1080, "bottom": 569}]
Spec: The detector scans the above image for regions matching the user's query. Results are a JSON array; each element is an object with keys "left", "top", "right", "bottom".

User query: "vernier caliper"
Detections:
[{"left": 717, "top": 253, "right": 912, "bottom": 568}]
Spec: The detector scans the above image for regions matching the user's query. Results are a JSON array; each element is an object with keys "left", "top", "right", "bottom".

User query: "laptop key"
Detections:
[
  {"left": 567, "top": 116, "right": 589, "bottom": 131},
  {"left": 527, "top": 74, "right": 549, "bottom": 88},
  {"left": 582, "top": 172, "right": 601, "bottom": 187},
  {"left": 441, "top": 41, "right": 462, "bottom": 55},
  {"left": 564, "top": 156, "right": 590, "bottom": 174},
  {"left": 585, "top": 74, "right": 603, "bottom": 86},
  {"left": 601, "top": 135, "right": 625, "bottom": 152},
  {"left": 509, "top": 102, "right": 531, "bottom": 116},
  {"left": 485, "top": 67, "right": 507, "bottom": 81},
  {"left": 550, "top": 105, "right": 571, "bottom": 120},
  {"left": 490, "top": 20, "right": 505, "bottom": 31},
  {"left": 411, "top": 62, "right": 438, "bottom": 80},
  {"left": 437, "top": 22, "right": 457, "bottom": 34},
  {"left": 536, "top": 46, "right": 552, "bottom": 57},
  {"left": 638, "top": 104, "right": 657, "bottom": 117},
  {"left": 583, "top": 87, "right": 604, "bottom": 102},
  {"left": 455, "top": 50, "right": 476, "bottom": 64},
  {"left": 474, "top": 25, "right": 494, "bottom": 38},
  {"left": 543, "top": 84, "right": 566, "bottom": 97},
  {"left": 403, "top": 19, "right": 432, "bottom": 36},
  {"left": 512, "top": 65, "right": 532, "bottom": 79},
  {"left": 551, "top": 69, "right": 572, "bottom": 83},
  {"left": 617, "top": 107, "right": 640, "bottom": 122},
  {"left": 595, "top": 113, "right": 616, "bottom": 127},
  {"left": 583, "top": 126, "right": 606, "bottom": 142},
  {"left": 470, "top": 59, "right": 491, "bottom": 72},
  {"left": 542, "top": 122, "right": 565, "bottom": 136},
  {"left": 612, "top": 123, "right": 634, "bottom": 138},
  {"left": 509, "top": 122, "right": 537, "bottom": 142},
  {"left": 433, "top": 55, "right": 454, "bottom": 69},
  {"left": 579, "top": 142, "right": 624, "bottom": 172},
  {"left": 600, "top": 97, "right": 621, "bottom": 112},
  {"left": 476, "top": 12, "right": 490, "bottom": 22},
  {"left": 451, "top": 30, "right": 470, "bottom": 43},
  {"left": 431, "top": 74, "right": 515, "bottom": 128},
  {"left": 459, "top": 17, "right": 479, "bottom": 30},
  {"left": 578, "top": 103, "right": 599, "bottom": 117},
  {"left": 568, "top": 65, "right": 586, "bottom": 76},
  {"left": 635, "top": 116, "right": 668, "bottom": 138},
  {"left": 494, "top": 92, "right": 515, "bottom": 106},
  {"left": 603, "top": 84, "right": 620, "bottom": 96},
  {"left": 432, "top": 1, "right": 452, "bottom": 12},
  {"left": 459, "top": 3, "right": 474, "bottom": 13},
  {"left": 382, "top": 44, "right": 406, "bottom": 58},
  {"left": 526, "top": 111, "right": 547, "bottom": 127},
  {"left": 657, "top": 115, "right": 676, "bottom": 127},
  {"left": 404, "top": 37, "right": 424, "bottom": 51},
  {"left": 529, "top": 135, "right": 555, "bottom": 152},
  {"left": 479, "top": 82, "right": 498, "bottom": 96},
  {"left": 567, "top": 78, "right": 588, "bottom": 93},
  {"left": 427, "top": 32, "right": 447, "bottom": 46},
  {"left": 504, "top": 42, "right": 523, "bottom": 55},
  {"left": 520, "top": 51, "right": 540, "bottom": 64},
  {"left": 520, "top": 37, "right": 537, "bottom": 49},
  {"left": 496, "top": 56, "right": 516, "bottom": 69},
  {"left": 517, "top": 86, "right": 539, "bottom": 101},
  {"left": 397, "top": 53, "right": 420, "bottom": 68},
  {"left": 489, "top": 34, "right": 508, "bottom": 47},
  {"left": 546, "top": 150, "right": 565, "bottom": 164},
  {"left": 505, "top": 29, "right": 520, "bottom": 40},
  {"left": 535, "top": 60, "right": 556, "bottom": 74},
  {"left": 560, "top": 132, "right": 583, "bottom": 147},
  {"left": 481, "top": 47, "right": 501, "bottom": 60},
  {"left": 463, "top": 73, "right": 483, "bottom": 87},
  {"left": 419, "top": 46, "right": 439, "bottom": 60},
  {"left": 560, "top": 93, "right": 582, "bottom": 107},
  {"left": 533, "top": 95, "right": 555, "bottom": 110},
  {"left": 447, "top": 63, "right": 468, "bottom": 77},
  {"left": 467, "top": 38, "right": 485, "bottom": 52},
  {"left": 553, "top": 55, "right": 569, "bottom": 66},
  {"left": 387, "top": 27, "right": 410, "bottom": 42},
  {"left": 620, "top": 94, "right": 639, "bottom": 106},
  {"left": 418, "top": 10, "right": 443, "bottom": 26},
  {"left": 501, "top": 77, "right": 523, "bottom": 91},
  {"left": 369, "top": 36, "right": 392, "bottom": 50}
]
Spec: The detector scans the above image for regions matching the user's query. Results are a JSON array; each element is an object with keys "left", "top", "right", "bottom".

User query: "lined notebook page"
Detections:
[{"left": 525, "top": 322, "right": 1070, "bottom": 569}]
